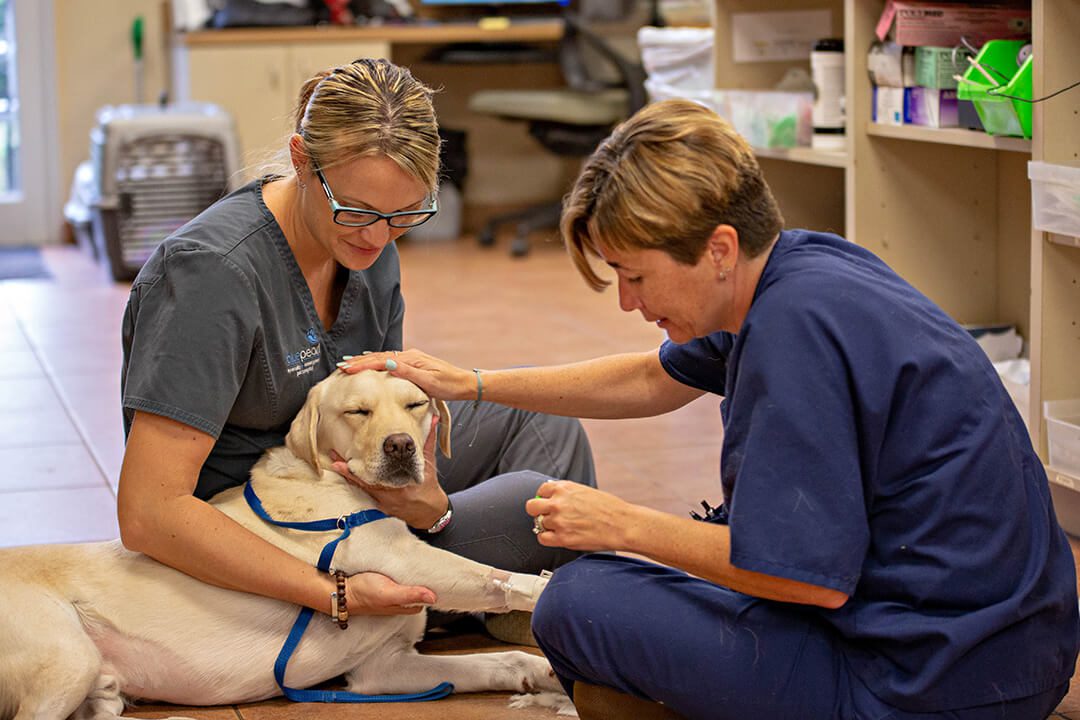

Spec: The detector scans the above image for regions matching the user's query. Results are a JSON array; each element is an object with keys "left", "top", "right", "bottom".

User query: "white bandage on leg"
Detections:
[{"left": 486, "top": 569, "right": 553, "bottom": 612}]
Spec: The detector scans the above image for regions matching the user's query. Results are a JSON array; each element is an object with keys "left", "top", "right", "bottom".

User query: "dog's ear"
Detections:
[
  {"left": 287, "top": 382, "right": 324, "bottom": 470},
  {"left": 433, "top": 398, "right": 452, "bottom": 459}
]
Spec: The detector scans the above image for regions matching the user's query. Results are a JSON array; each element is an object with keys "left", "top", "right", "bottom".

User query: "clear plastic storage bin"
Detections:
[
  {"left": 1044, "top": 399, "right": 1080, "bottom": 479},
  {"left": 713, "top": 90, "right": 814, "bottom": 149},
  {"left": 1028, "top": 161, "right": 1080, "bottom": 243}
]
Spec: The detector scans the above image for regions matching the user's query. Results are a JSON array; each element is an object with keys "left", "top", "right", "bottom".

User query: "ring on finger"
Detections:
[{"left": 532, "top": 514, "right": 546, "bottom": 535}]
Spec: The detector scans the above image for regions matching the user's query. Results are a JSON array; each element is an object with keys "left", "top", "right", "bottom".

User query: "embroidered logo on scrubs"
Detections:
[{"left": 286, "top": 329, "right": 322, "bottom": 378}]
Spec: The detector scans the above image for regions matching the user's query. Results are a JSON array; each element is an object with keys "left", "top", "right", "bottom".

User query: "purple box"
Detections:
[{"left": 905, "top": 87, "right": 959, "bottom": 128}]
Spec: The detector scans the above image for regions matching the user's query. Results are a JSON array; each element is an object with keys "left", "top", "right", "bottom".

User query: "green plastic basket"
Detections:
[{"left": 956, "top": 39, "right": 1033, "bottom": 138}]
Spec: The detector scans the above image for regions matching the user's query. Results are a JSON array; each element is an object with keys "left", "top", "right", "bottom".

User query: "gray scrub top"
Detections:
[{"left": 121, "top": 178, "right": 404, "bottom": 499}]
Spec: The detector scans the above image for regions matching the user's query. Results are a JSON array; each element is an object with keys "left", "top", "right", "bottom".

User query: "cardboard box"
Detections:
[
  {"left": 906, "top": 87, "right": 959, "bottom": 127},
  {"left": 872, "top": 86, "right": 907, "bottom": 126},
  {"left": 873, "top": 87, "right": 959, "bottom": 128},
  {"left": 876, "top": 1, "right": 1031, "bottom": 47},
  {"left": 915, "top": 46, "right": 975, "bottom": 89}
]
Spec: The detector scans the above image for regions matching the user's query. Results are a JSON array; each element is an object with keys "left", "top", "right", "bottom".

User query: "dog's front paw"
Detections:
[{"left": 509, "top": 690, "right": 578, "bottom": 716}]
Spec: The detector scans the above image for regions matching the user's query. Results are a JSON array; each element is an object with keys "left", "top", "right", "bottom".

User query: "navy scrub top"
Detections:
[
  {"left": 660, "top": 229, "right": 1078, "bottom": 712},
  {"left": 121, "top": 178, "right": 404, "bottom": 500}
]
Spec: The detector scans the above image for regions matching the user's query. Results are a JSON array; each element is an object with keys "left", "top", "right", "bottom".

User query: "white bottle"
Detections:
[{"left": 811, "top": 38, "right": 845, "bottom": 151}]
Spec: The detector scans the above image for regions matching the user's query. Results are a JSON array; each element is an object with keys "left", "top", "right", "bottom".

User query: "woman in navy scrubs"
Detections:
[{"left": 348, "top": 99, "right": 1079, "bottom": 718}]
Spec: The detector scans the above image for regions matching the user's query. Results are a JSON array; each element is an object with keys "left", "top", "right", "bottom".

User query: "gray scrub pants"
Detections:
[{"left": 425, "top": 399, "right": 595, "bottom": 574}]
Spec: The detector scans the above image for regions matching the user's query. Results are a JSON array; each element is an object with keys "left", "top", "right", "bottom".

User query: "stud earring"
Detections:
[{"left": 718, "top": 267, "right": 730, "bottom": 281}]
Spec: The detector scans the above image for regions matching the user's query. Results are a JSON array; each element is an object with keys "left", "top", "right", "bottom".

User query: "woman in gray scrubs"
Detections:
[{"left": 117, "top": 58, "right": 594, "bottom": 626}]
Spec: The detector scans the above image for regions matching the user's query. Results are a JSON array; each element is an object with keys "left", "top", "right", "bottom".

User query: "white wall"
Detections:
[{"left": 53, "top": 0, "right": 170, "bottom": 223}]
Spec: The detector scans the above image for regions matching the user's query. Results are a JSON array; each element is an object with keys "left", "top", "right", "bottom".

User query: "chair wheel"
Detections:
[
  {"left": 510, "top": 234, "right": 530, "bottom": 257},
  {"left": 478, "top": 228, "right": 496, "bottom": 247}
]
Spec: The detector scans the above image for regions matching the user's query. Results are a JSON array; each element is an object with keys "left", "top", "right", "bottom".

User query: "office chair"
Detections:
[{"left": 468, "top": 0, "right": 649, "bottom": 257}]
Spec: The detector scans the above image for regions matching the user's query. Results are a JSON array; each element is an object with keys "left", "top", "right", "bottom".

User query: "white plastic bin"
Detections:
[
  {"left": 638, "top": 26, "right": 715, "bottom": 97},
  {"left": 1044, "top": 399, "right": 1080, "bottom": 479},
  {"left": 1028, "top": 161, "right": 1080, "bottom": 243}
]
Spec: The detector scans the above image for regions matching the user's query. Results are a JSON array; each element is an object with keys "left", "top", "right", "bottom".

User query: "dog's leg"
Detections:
[
  {"left": 345, "top": 647, "right": 562, "bottom": 696},
  {"left": 356, "top": 537, "right": 550, "bottom": 614},
  {"left": 71, "top": 673, "right": 124, "bottom": 720},
  {"left": 8, "top": 646, "right": 100, "bottom": 720},
  {"left": 3, "top": 587, "right": 102, "bottom": 720}
]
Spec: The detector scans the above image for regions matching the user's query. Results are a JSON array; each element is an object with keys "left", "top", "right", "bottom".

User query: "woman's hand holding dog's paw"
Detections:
[{"left": 345, "top": 571, "right": 437, "bottom": 615}]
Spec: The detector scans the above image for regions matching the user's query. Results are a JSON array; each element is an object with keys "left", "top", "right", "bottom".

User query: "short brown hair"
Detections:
[{"left": 562, "top": 99, "right": 783, "bottom": 290}]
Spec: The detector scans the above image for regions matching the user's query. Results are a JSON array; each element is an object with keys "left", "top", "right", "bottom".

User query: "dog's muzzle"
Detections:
[{"left": 373, "top": 433, "right": 423, "bottom": 487}]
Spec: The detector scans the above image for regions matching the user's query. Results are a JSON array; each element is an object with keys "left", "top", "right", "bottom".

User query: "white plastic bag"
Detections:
[{"left": 637, "top": 27, "right": 715, "bottom": 93}]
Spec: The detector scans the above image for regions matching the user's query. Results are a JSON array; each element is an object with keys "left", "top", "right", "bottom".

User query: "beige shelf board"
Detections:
[
  {"left": 866, "top": 122, "right": 1031, "bottom": 154},
  {"left": 1046, "top": 233, "right": 1080, "bottom": 249},
  {"left": 752, "top": 145, "right": 849, "bottom": 168},
  {"left": 1047, "top": 465, "right": 1080, "bottom": 492}
]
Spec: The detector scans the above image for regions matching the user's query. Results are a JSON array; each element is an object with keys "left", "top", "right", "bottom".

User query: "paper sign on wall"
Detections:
[{"left": 732, "top": 10, "right": 832, "bottom": 63}]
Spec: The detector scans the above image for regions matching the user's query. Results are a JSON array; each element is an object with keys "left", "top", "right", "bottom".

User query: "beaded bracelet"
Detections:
[{"left": 330, "top": 570, "right": 348, "bottom": 630}]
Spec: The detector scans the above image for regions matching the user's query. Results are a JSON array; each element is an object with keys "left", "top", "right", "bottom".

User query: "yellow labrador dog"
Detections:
[{"left": 0, "top": 370, "right": 566, "bottom": 719}]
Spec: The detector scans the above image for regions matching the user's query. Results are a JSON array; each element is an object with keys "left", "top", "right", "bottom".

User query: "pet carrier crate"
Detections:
[{"left": 88, "top": 102, "right": 241, "bottom": 281}]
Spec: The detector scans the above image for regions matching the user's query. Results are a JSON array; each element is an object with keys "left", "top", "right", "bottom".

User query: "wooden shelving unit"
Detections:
[{"left": 712, "top": 0, "right": 1079, "bottom": 470}]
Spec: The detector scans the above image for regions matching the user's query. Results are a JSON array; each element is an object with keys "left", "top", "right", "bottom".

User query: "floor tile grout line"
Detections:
[
  {"left": 0, "top": 482, "right": 111, "bottom": 494},
  {"left": 13, "top": 303, "right": 118, "bottom": 499}
]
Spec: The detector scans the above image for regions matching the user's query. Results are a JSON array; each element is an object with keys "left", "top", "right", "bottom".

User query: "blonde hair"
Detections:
[
  {"left": 291, "top": 58, "right": 441, "bottom": 192},
  {"left": 562, "top": 99, "right": 783, "bottom": 291}
]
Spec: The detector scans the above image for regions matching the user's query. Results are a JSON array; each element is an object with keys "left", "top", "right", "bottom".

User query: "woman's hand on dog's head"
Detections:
[{"left": 337, "top": 349, "right": 474, "bottom": 402}]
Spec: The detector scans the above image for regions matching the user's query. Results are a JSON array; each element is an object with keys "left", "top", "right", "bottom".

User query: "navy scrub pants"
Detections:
[{"left": 531, "top": 554, "right": 1068, "bottom": 720}]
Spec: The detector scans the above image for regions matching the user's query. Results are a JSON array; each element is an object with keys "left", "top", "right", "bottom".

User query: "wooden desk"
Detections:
[{"left": 172, "top": 21, "right": 570, "bottom": 225}]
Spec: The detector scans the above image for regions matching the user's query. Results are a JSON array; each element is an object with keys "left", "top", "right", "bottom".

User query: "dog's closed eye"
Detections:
[{"left": 345, "top": 402, "right": 426, "bottom": 416}]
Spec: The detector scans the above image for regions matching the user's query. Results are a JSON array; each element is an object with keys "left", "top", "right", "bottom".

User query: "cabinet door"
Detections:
[
  {"left": 185, "top": 45, "right": 291, "bottom": 178},
  {"left": 286, "top": 41, "right": 392, "bottom": 109}
]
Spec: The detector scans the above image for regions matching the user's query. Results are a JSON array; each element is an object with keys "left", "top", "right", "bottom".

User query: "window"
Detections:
[{"left": 0, "top": 0, "right": 16, "bottom": 195}]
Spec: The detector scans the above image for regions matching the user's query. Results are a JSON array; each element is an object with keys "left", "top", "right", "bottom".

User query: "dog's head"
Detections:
[{"left": 285, "top": 370, "right": 451, "bottom": 488}]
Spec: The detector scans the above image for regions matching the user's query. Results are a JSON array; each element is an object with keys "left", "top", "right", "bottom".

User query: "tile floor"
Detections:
[{"left": 0, "top": 236, "right": 1077, "bottom": 719}]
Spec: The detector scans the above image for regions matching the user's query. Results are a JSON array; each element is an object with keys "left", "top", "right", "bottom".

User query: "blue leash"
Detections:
[{"left": 243, "top": 482, "right": 454, "bottom": 703}]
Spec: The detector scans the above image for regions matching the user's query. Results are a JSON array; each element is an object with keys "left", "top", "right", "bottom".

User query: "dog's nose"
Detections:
[{"left": 383, "top": 433, "right": 416, "bottom": 460}]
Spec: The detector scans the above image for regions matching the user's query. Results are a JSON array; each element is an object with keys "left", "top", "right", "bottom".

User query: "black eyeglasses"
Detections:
[{"left": 314, "top": 167, "right": 438, "bottom": 229}]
